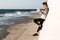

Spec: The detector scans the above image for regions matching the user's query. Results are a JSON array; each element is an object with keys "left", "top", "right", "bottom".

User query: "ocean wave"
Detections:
[
  {"left": 0, "top": 9, "right": 41, "bottom": 25},
  {"left": 0, "top": 11, "right": 41, "bottom": 25},
  {"left": 4, "top": 12, "right": 22, "bottom": 17},
  {"left": 0, "top": 11, "right": 37, "bottom": 17},
  {"left": 0, "top": 11, "right": 22, "bottom": 17}
]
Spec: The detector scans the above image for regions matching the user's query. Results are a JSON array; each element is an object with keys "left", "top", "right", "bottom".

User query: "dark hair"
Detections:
[{"left": 42, "top": 2, "right": 48, "bottom": 7}]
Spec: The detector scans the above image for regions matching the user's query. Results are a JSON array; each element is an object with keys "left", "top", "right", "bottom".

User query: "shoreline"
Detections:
[
  {"left": 0, "top": 15, "right": 40, "bottom": 40},
  {"left": 0, "top": 17, "right": 34, "bottom": 40},
  {"left": 3, "top": 19, "right": 38, "bottom": 40}
]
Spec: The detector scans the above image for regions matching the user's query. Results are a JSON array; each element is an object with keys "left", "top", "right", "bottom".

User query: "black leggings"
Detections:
[{"left": 33, "top": 18, "right": 45, "bottom": 32}]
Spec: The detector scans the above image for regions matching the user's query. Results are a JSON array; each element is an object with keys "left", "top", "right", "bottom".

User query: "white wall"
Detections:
[{"left": 39, "top": 0, "right": 60, "bottom": 40}]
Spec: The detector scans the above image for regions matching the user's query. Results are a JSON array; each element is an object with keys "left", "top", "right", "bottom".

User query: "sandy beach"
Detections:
[{"left": 0, "top": 16, "right": 39, "bottom": 40}]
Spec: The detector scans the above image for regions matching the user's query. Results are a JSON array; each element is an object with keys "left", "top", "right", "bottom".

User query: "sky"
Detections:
[{"left": 0, "top": 0, "right": 47, "bottom": 9}]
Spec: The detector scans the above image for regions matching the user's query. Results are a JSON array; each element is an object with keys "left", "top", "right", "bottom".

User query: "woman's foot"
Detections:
[{"left": 33, "top": 33, "right": 38, "bottom": 36}]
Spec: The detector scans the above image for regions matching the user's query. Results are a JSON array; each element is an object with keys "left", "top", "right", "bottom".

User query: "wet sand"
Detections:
[{"left": 0, "top": 16, "right": 39, "bottom": 40}]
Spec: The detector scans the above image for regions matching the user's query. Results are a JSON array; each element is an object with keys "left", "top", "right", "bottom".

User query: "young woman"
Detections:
[{"left": 33, "top": 2, "right": 49, "bottom": 36}]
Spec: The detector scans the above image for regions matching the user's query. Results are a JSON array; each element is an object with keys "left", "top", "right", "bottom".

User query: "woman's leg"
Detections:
[
  {"left": 37, "top": 19, "right": 45, "bottom": 32},
  {"left": 33, "top": 25, "right": 42, "bottom": 36},
  {"left": 33, "top": 19, "right": 41, "bottom": 36},
  {"left": 37, "top": 25, "right": 43, "bottom": 32},
  {"left": 33, "top": 19, "right": 45, "bottom": 36}
]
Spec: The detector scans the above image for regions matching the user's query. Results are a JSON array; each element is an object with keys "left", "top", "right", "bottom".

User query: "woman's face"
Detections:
[{"left": 42, "top": 5, "right": 47, "bottom": 8}]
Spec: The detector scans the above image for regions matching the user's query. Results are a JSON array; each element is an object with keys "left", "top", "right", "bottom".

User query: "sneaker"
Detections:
[{"left": 33, "top": 33, "right": 38, "bottom": 36}]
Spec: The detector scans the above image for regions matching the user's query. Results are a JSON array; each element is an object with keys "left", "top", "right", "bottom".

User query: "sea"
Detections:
[
  {"left": 0, "top": 9, "right": 45, "bottom": 39},
  {"left": 0, "top": 9, "right": 44, "bottom": 25}
]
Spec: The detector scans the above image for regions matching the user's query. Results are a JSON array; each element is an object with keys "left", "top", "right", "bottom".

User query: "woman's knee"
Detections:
[{"left": 33, "top": 19, "right": 37, "bottom": 22}]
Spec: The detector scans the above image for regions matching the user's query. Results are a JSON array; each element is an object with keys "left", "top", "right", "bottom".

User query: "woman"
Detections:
[{"left": 33, "top": 2, "right": 49, "bottom": 36}]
